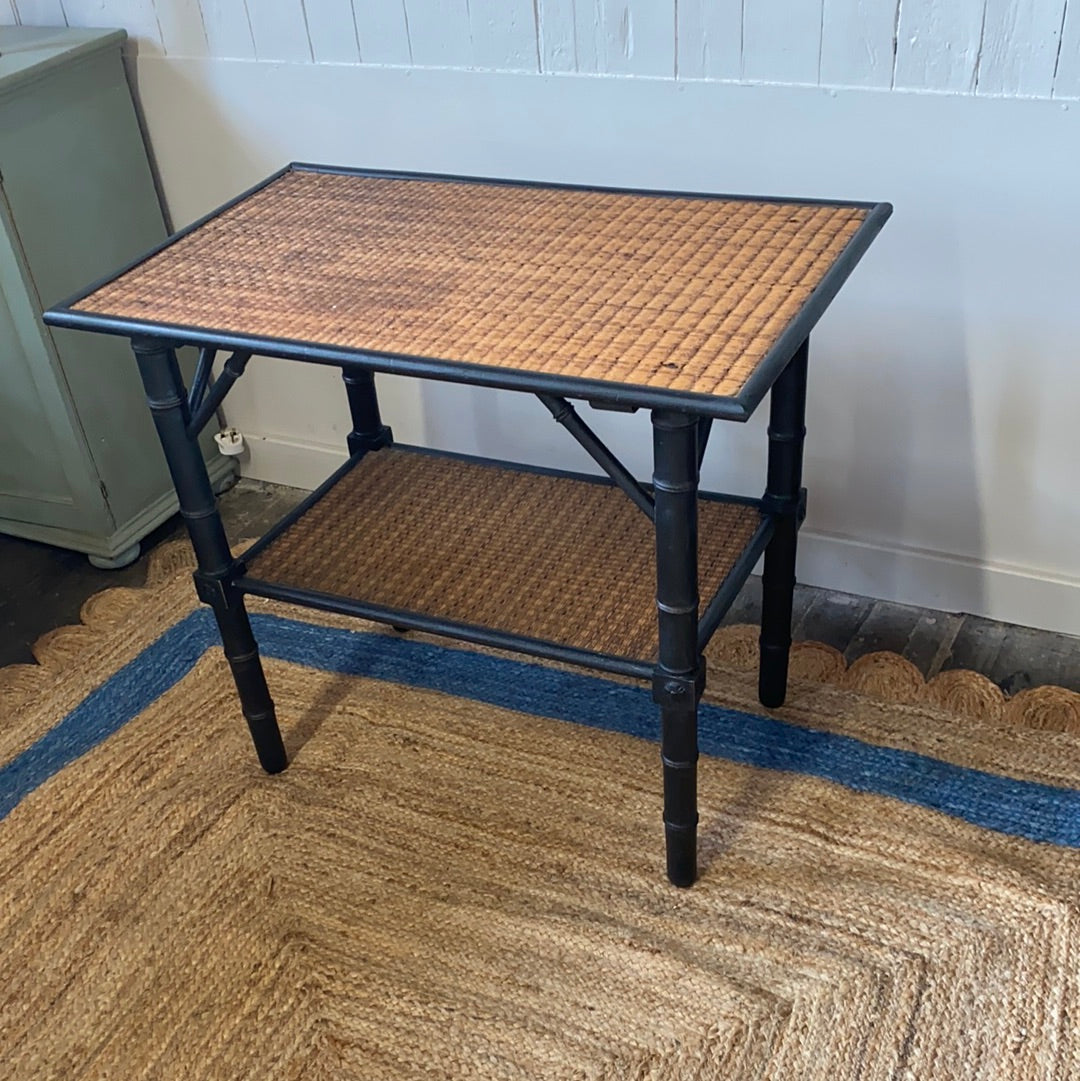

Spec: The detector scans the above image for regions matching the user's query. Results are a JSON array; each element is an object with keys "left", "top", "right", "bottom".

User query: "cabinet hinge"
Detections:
[{"left": 99, "top": 480, "right": 109, "bottom": 503}]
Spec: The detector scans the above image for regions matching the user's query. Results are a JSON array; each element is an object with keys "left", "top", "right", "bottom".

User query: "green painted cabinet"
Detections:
[{"left": 0, "top": 26, "right": 232, "bottom": 567}]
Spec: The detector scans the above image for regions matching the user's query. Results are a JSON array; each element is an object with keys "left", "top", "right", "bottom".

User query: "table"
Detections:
[{"left": 44, "top": 164, "right": 891, "bottom": 886}]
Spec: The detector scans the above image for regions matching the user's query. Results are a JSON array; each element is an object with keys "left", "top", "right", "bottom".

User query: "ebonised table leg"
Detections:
[
  {"left": 759, "top": 338, "right": 809, "bottom": 709},
  {"left": 343, "top": 367, "right": 403, "bottom": 627},
  {"left": 132, "top": 339, "right": 287, "bottom": 774},
  {"left": 651, "top": 409, "right": 704, "bottom": 887},
  {"left": 342, "top": 369, "right": 393, "bottom": 455}
]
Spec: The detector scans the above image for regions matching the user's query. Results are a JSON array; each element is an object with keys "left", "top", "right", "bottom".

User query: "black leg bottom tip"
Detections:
[
  {"left": 665, "top": 836, "right": 697, "bottom": 888},
  {"left": 666, "top": 866, "right": 697, "bottom": 888}
]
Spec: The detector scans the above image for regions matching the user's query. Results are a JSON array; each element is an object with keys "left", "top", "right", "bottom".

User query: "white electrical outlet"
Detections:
[{"left": 214, "top": 427, "right": 245, "bottom": 456}]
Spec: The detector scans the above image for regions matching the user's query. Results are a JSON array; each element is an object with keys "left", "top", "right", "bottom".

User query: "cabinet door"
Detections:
[{"left": 0, "top": 192, "right": 109, "bottom": 534}]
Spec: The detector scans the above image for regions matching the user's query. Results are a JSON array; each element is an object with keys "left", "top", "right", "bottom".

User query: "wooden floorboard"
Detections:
[
  {"left": 793, "top": 591, "right": 875, "bottom": 654},
  {"left": 842, "top": 601, "right": 923, "bottom": 666},
  {"left": 984, "top": 623, "right": 1080, "bottom": 695},
  {"left": 902, "top": 611, "right": 965, "bottom": 678},
  {"left": 941, "top": 615, "right": 1010, "bottom": 679},
  {"left": 839, "top": 602, "right": 965, "bottom": 677}
]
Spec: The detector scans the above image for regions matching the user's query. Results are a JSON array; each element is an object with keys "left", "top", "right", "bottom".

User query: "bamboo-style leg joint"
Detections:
[{"left": 651, "top": 409, "right": 703, "bottom": 887}]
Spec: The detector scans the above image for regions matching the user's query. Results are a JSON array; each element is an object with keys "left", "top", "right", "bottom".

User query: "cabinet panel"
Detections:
[
  {"left": 0, "top": 201, "right": 107, "bottom": 533},
  {"left": 0, "top": 282, "right": 77, "bottom": 517},
  {"left": 0, "top": 47, "right": 184, "bottom": 528},
  {"left": 0, "top": 29, "right": 230, "bottom": 559}
]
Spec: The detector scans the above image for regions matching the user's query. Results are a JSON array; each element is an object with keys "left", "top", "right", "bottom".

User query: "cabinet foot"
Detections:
[{"left": 88, "top": 542, "right": 141, "bottom": 570}]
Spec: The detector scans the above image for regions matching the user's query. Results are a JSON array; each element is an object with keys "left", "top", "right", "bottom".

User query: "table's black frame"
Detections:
[
  {"left": 44, "top": 164, "right": 892, "bottom": 887},
  {"left": 125, "top": 335, "right": 806, "bottom": 890}
]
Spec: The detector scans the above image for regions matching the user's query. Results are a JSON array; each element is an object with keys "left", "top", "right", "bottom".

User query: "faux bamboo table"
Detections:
[{"left": 45, "top": 164, "right": 891, "bottom": 887}]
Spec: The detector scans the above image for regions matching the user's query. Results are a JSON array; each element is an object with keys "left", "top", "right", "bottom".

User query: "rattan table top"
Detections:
[{"left": 55, "top": 164, "right": 890, "bottom": 416}]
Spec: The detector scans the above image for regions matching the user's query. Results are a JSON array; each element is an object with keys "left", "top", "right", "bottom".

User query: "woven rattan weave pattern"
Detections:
[
  {"left": 245, "top": 448, "right": 763, "bottom": 663},
  {"left": 72, "top": 169, "right": 868, "bottom": 400}
]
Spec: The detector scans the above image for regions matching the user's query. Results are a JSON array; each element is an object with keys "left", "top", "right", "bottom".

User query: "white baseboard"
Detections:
[
  {"left": 242, "top": 434, "right": 1080, "bottom": 637},
  {"left": 797, "top": 530, "right": 1080, "bottom": 638},
  {"left": 240, "top": 435, "right": 348, "bottom": 491}
]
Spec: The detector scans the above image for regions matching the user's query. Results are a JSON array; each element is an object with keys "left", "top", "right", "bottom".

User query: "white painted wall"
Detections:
[{"left": 7, "top": 1, "right": 1080, "bottom": 634}]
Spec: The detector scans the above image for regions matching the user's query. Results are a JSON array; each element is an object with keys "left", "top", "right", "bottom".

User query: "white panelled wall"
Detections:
[
  {"left": 5, "top": 0, "right": 1080, "bottom": 94},
  {"left": 5, "top": 1, "right": 1080, "bottom": 634}
]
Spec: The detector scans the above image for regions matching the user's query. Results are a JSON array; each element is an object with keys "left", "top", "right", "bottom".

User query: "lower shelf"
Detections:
[{"left": 239, "top": 446, "right": 768, "bottom": 674}]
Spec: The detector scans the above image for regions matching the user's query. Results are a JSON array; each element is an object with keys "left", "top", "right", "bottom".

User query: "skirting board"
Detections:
[
  {"left": 241, "top": 434, "right": 348, "bottom": 493},
  {"left": 240, "top": 435, "right": 1080, "bottom": 637},
  {"left": 796, "top": 531, "right": 1080, "bottom": 639}
]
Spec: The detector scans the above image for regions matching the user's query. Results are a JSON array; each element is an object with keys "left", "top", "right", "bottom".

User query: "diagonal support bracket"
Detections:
[
  {"left": 537, "top": 393, "right": 655, "bottom": 519},
  {"left": 186, "top": 349, "right": 252, "bottom": 438},
  {"left": 697, "top": 417, "right": 713, "bottom": 468},
  {"left": 187, "top": 346, "right": 217, "bottom": 415}
]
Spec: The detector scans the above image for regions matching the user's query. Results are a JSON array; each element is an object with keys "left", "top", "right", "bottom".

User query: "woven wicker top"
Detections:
[{"left": 71, "top": 167, "right": 874, "bottom": 401}]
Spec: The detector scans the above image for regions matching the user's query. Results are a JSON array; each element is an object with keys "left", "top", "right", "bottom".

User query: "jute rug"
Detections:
[{"left": 3, "top": 541, "right": 1080, "bottom": 1079}]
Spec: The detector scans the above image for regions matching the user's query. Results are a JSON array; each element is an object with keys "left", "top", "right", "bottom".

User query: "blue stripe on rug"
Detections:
[
  {"left": 2, "top": 610, "right": 1079, "bottom": 848},
  {"left": 0, "top": 611, "right": 218, "bottom": 819}
]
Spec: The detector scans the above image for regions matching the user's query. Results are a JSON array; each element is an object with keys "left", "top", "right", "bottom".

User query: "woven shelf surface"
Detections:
[
  {"left": 244, "top": 448, "right": 764, "bottom": 664},
  {"left": 73, "top": 169, "right": 868, "bottom": 400}
]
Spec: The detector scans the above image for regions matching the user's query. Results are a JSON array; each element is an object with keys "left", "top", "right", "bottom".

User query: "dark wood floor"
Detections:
[
  {"left": 2, "top": 478, "right": 1078, "bottom": 693},
  {"left": 0, "top": 478, "right": 303, "bottom": 671}
]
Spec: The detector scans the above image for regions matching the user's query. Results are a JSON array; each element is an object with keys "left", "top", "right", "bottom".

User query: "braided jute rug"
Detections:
[{"left": 3, "top": 542, "right": 1080, "bottom": 1079}]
